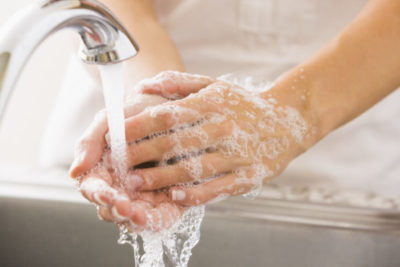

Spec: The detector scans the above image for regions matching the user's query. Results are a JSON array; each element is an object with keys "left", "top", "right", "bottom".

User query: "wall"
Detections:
[{"left": 0, "top": 0, "right": 74, "bottom": 165}]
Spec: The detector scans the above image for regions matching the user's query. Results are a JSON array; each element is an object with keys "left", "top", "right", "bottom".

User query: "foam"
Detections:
[
  {"left": 99, "top": 67, "right": 207, "bottom": 267},
  {"left": 118, "top": 206, "right": 205, "bottom": 267},
  {"left": 94, "top": 70, "right": 312, "bottom": 266},
  {"left": 140, "top": 72, "right": 310, "bottom": 241},
  {"left": 137, "top": 71, "right": 214, "bottom": 100}
]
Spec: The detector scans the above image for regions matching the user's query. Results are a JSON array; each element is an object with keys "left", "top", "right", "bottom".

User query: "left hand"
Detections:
[
  {"left": 73, "top": 93, "right": 184, "bottom": 231},
  {"left": 79, "top": 164, "right": 184, "bottom": 232},
  {"left": 70, "top": 72, "right": 216, "bottom": 230}
]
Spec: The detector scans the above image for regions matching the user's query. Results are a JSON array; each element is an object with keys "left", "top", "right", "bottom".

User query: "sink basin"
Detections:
[{"left": 1, "top": 167, "right": 400, "bottom": 267}]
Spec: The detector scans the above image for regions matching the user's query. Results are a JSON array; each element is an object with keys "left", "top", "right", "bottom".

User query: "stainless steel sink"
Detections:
[{"left": 1, "top": 167, "right": 400, "bottom": 267}]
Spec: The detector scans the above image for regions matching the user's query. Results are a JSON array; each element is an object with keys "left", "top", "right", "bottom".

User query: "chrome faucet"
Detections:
[{"left": 0, "top": 0, "right": 139, "bottom": 122}]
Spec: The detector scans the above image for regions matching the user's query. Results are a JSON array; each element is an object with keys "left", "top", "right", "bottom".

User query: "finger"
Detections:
[
  {"left": 79, "top": 170, "right": 113, "bottom": 204},
  {"left": 135, "top": 153, "right": 250, "bottom": 191},
  {"left": 69, "top": 95, "right": 169, "bottom": 178},
  {"left": 138, "top": 71, "right": 215, "bottom": 99},
  {"left": 116, "top": 192, "right": 170, "bottom": 226},
  {"left": 79, "top": 167, "right": 129, "bottom": 207},
  {"left": 168, "top": 170, "right": 261, "bottom": 206},
  {"left": 112, "top": 198, "right": 133, "bottom": 222},
  {"left": 133, "top": 191, "right": 171, "bottom": 205},
  {"left": 124, "top": 101, "right": 202, "bottom": 145},
  {"left": 79, "top": 177, "right": 108, "bottom": 204},
  {"left": 125, "top": 88, "right": 227, "bottom": 145},
  {"left": 69, "top": 110, "right": 108, "bottom": 178},
  {"left": 122, "top": 120, "right": 232, "bottom": 167},
  {"left": 80, "top": 179, "right": 120, "bottom": 207},
  {"left": 124, "top": 221, "right": 145, "bottom": 233},
  {"left": 96, "top": 206, "right": 114, "bottom": 222},
  {"left": 124, "top": 93, "right": 168, "bottom": 113},
  {"left": 129, "top": 200, "right": 153, "bottom": 227}
]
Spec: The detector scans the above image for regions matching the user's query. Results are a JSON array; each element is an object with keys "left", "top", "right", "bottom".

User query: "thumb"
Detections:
[{"left": 69, "top": 94, "right": 168, "bottom": 178}]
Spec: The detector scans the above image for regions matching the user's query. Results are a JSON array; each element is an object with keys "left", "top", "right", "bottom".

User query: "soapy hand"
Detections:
[
  {"left": 70, "top": 71, "right": 315, "bottom": 231},
  {"left": 70, "top": 72, "right": 216, "bottom": 230},
  {"left": 122, "top": 71, "right": 312, "bottom": 206},
  {"left": 78, "top": 164, "right": 184, "bottom": 232},
  {"left": 71, "top": 71, "right": 314, "bottom": 210},
  {"left": 72, "top": 93, "right": 183, "bottom": 231}
]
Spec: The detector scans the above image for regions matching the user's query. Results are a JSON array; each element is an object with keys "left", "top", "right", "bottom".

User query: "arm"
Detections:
[
  {"left": 70, "top": 0, "right": 400, "bottom": 225},
  {"left": 124, "top": 0, "right": 400, "bottom": 205},
  {"left": 100, "top": 0, "right": 185, "bottom": 88},
  {"left": 268, "top": 0, "right": 400, "bottom": 147}
]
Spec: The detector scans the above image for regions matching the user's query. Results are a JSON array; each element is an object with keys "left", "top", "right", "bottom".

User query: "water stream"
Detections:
[{"left": 99, "top": 64, "right": 204, "bottom": 267}]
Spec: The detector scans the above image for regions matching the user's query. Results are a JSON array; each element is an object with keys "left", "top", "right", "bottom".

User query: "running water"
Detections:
[
  {"left": 99, "top": 64, "right": 205, "bottom": 267},
  {"left": 118, "top": 206, "right": 205, "bottom": 267},
  {"left": 99, "top": 64, "right": 128, "bottom": 182}
]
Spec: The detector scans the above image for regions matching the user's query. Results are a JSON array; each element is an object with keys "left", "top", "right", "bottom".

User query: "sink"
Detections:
[{"left": 1, "top": 167, "right": 400, "bottom": 267}]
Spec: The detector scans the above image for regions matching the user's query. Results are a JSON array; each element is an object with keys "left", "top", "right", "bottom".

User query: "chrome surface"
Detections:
[{"left": 0, "top": 0, "right": 139, "bottom": 122}]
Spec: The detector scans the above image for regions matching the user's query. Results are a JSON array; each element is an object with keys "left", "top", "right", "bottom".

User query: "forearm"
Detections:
[
  {"left": 265, "top": 0, "right": 400, "bottom": 146},
  {"left": 100, "top": 0, "right": 184, "bottom": 89}
]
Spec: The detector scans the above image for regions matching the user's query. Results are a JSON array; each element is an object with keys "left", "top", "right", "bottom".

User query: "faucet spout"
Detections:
[{"left": 0, "top": 0, "right": 139, "bottom": 122}]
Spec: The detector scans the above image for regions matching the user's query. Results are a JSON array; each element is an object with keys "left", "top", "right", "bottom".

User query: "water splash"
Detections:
[
  {"left": 118, "top": 206, "right": 205, "bottom": 267},
  {"left": 99, "top": 65, "right": 204, "bottom": 267}
]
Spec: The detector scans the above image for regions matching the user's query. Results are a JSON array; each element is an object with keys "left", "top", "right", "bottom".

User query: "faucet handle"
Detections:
[{"left": 74, "top": 0, "right": 140, "bottom": 64}]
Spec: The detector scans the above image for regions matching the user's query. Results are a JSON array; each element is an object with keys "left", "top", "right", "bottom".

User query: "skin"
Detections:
[
  {"left": 70, "top": 0, "right": 186, "bottom": 228},
  {"left": 70, "top": 0, "right": 400, "bottom": 230}
]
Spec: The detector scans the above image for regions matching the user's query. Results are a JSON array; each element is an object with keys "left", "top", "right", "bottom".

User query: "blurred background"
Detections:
[
  {"left": 1, "top": 0, "right": 399, "bottom": 202},
  {"left": 1, "top": 2, "right": 400, "bottom": 267},
  {"left": 0, "top": 0, "right": 74, "bottom": 166}
]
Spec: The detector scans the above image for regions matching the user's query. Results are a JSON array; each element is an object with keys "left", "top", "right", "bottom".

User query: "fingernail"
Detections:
[
  {"left": 93, "top": 193, "right": 108, "bottom": 206},
  {"left": 172, "top": 190, "right": 186, "bottom": 201},
  {"left": 112, "top": 205, "right": 128, "bottom": 221}
]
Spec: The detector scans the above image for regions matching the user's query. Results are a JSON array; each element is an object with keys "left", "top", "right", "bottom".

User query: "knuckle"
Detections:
[
  {"left": 136, "top": 170, "right": 159, "bottom": 189},
  {"left": 157, "top": 111, "right": 175, "bottom": 128},
  {"left": 135, "top": 78, "right": 153, "bottom": 93},
  {"left": 215, "top": 121, "right": 233, "bottom": 137},
  {"left": 158, "top": 70, "right": 177, "bottom": 80}
]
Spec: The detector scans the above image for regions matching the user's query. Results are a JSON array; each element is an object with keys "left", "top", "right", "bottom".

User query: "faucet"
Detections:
[{"left": 0, "top": 0, "right": 139, "bottom": 122}]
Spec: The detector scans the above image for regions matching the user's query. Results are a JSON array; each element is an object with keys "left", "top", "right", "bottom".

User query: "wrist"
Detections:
[{"left": 260, "top": 65, "right": 322, "bottom": 152}]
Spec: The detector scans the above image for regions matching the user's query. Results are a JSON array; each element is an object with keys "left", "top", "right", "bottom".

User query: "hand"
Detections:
[
  {"left": 79, "top": 164, "right": 184, "bottom": 232},
  {"left": 73, "top": 93, "right": 182, "bottom": 231},
  {"left": 69, "top": 72, "right": 216, "bottom": 230},
  {"left": 111, "top": 71, "right": 314, "bottom": 206}
]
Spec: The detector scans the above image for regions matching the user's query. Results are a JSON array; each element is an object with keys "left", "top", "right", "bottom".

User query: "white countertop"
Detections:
[{"left": 0, "top": 164, "right": 86, "bottom": 203}]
